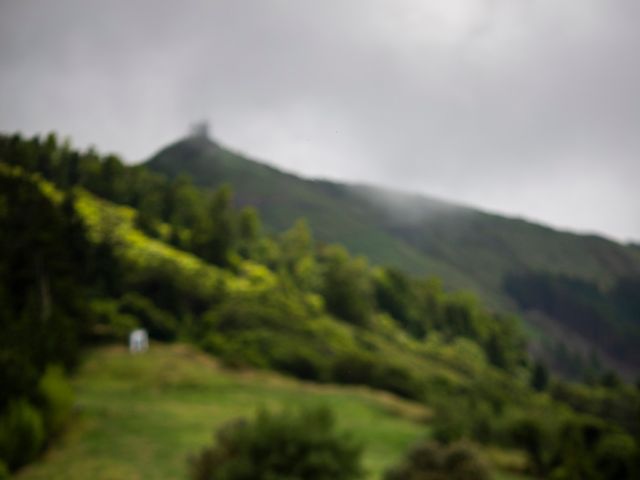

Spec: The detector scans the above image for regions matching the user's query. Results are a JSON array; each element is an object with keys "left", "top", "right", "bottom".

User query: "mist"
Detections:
[{"left": 1, "top": 0, "right": 639, "bottom": 241}]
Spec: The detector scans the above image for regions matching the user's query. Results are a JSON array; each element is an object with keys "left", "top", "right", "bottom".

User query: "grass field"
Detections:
[
  {"left": 15, "top": 343, "right": 432, "bottom": 479},
  {"left": 15, "top": 343, "right": 528, "bottom": 480}
]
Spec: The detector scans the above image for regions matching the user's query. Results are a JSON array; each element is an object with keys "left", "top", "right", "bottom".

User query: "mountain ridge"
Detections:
[
  {"left": 145, "top": 135, "right": 640, "bottom": 285},
  {"left": 146, "top": 134, "right": 636, "bottom": 245},
  {"left": 145, "top": 134, "right": 640, "bottom": 376}
]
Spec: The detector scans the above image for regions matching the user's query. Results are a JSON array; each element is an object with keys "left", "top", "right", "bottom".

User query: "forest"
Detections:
[{"left": 1, "top": 132, "right": 639, "bottom": 479}]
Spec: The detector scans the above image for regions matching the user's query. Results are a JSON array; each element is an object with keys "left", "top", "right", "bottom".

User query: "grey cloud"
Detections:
[{"left": 1, "top": 0, "right": 638, "bottom": 241}]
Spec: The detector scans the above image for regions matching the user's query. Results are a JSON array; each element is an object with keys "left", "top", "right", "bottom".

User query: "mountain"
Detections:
[
  {"left": 3, "top": 131, "right": 639, "bottom": 479},
  {"left": 146, "top": 133, "right": 640, "bottom": 377}
]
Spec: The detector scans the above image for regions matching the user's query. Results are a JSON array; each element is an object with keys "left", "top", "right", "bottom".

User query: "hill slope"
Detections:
[
  {"left": 146, "top": 135, "right": 640, "bottom": 375},
  {"left": 3, "top": 132, "right": 637, "bottom": 480},
  {"left": 15, "top": 344, "right": 526, "bottom": 480}
]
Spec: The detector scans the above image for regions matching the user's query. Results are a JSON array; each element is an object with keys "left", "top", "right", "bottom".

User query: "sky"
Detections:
[{"left": 1, "top": 0, "right": 639, "bottom": 242}]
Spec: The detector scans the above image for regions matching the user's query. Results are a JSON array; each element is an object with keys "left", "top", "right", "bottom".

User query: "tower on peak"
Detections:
[{"left": 189, "top": 121, "right": 210, "bottom": 140}]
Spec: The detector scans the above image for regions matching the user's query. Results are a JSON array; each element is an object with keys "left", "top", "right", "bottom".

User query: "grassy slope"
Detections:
[
  {"left": 16, "top": 344, "right": 526, "bottom": 480},
  {"left": 16, "top": 344, "right": 427, "bottom": 479}
]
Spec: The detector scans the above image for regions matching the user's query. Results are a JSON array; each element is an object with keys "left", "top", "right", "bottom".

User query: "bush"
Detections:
[
  {"left": 331, "top": 351, "right": 376, "bottom": 386},
  {"left": 331, "top": 351, "right": 423, "bottom": 400},
  {"left": 0, "top": 399, "right": 45, "bottom": 470},
  {"left": 203, "top": 328, "right": 331, "bottom": 381},
  {"left": 430, "top": 396, "right": 496, "bottom": 444},
  {"left": 119, "top": 293, "right": 177, "bottom": 341},
  {"left": 508, "top": 414, "right": 555, "bottom": 475},
  {"left": 371, "top": 363, "right": 423, "bottom": 400},
  {"left": 385, "top": 440, "right": 490, "bottom": 480},
  {"left": 90, "top": 298, "right": 139, "bottom": 340},
  {"left": 189, "top": 407, "right": 364, "bottom": 480},
  {"left": 201, "top": 331, "right": 271, "bottom": 369},
  {"left": 37, "top": 365, "right": 74, "bottom": 435},
  {"left": 269, "top": 341, "right": 330, "bottom": 381},
  {"left": 549, "top": 416, "right": 630, "bottom": 480},
  {"left": 595, "top": 432, "right": 638, "bottom": 480}
]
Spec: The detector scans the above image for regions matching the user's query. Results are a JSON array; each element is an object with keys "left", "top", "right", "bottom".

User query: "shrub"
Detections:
[
  {"left": 385, "top": 440, "right": 490, "bottom": 480},
  {"left": 429, "top": 397, "right": 495, "bottom": 444},
  {"left": 189, "top": 407, "right": 364, "bottom": 480},
  {"left": 595, "top": 432, "right": 638, "bottom": 480},
  {"left": 549, "top": 416, "right": 626, "bottom": 480},
  {"left": 201, "top": 331, "right": 271, "bottom": 369},
  {"left": 331, "top": 351, "right": 423, "bottom": 400},
  {"left": 331, "top": 351, "right": 376, "bottom": 386},
  {"left": 119, "top": 293, "right": 177, "bottom": 341},
  {"left": 203, "top": 328, "right": 330, "bottom": 381},
  {"left": 371, "top": 363, "right": 423, "bottom": 400},
  {"left": 89, "top": 298, "right": 138, "bottom": 340},
  {"left": 0, "top": 399, "right": 45, "bottom": 470},
  {"left": 508, "top": 414, "right": 554, "bottom": 475},
  {"left": 269, "top": 340, "right": 330, "bottom": 381},
  {"left": 37, "top": 365, "right": 74, "bottom": 435}
]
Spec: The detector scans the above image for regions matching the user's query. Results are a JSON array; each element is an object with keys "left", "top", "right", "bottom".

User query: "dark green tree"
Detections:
[
  {"left": 190, "top": 407, "right": 363, "bottom": 480},
  {"left": 320, "top": 245, "right": 373, "bottom": 326},
  {"left": 531, "top": 361, "right": 549, "bottom": 392},
  {"left": 374, "top": 267, "right": 424, "bottom": 338},
  {"left": 192, "top": 185, "right": 236, "bottom": 267},
  {"left": 385, "top": 440, "right": 490, "bottom": 480},
  {"left": 531, "top": 362, "right": 549, "bottom": 392},
  {"left": 237, "top": 207, "right": 261, "bottom": 260}
]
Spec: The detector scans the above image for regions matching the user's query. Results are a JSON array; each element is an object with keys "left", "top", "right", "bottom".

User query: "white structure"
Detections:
[{"left": 129, "top": 329, "right": 149, "bottom": 354}]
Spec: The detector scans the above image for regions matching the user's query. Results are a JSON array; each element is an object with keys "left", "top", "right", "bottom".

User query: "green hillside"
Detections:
[
  {"left": 2, "top": 132, "right": 639, "bottom": 480},
  {"left": 15, "top": 344, "right": 434, "bottom": 480},
  {"left": 146, "top": 135, "right": 640, "bottom": 296},
  {"left": 146, "top": 135, "right": 640, "bottom": 375},
  {"left": 144, "top": 136, "right": 444, "bottom": 277},
  {"left": 15, "top": 344, "right": 534, "bottom": 480}
]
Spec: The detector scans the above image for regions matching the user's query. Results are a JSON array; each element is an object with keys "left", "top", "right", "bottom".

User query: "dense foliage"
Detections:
[
  {"left": 384, "top": 440, "right": 490, "bottom": 480},
  {"left": 1, "top": 131, "right": 639, "bottom": 478},
  {"left": 190, "top": 408, "right": 363, "bottom": 480},
  {"left": 146, "top": 134, "right": 640, "bottom": 378},
  {"left": 0, "top": 167, "right": 88, "bottom": 470},
  {"left": 505, "top": 271, "right": 640, "bottom": 373}
]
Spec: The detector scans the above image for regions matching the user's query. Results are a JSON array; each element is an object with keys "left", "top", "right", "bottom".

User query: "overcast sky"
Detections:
[{"left": 1, "top": 1, "right": 639, "bottom": 242}]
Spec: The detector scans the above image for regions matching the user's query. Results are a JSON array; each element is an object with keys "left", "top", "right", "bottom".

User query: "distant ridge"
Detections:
[{"left": 146, "top": 135, "right": 640, "bottom": 377}]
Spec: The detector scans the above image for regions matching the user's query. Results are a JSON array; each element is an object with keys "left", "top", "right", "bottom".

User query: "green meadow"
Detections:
[
  {"left": 16, "top": 344, "right": 433, "bottom": 480},
  {"left": 15, "top": 344, "right": 529, "bottom": 480}
]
